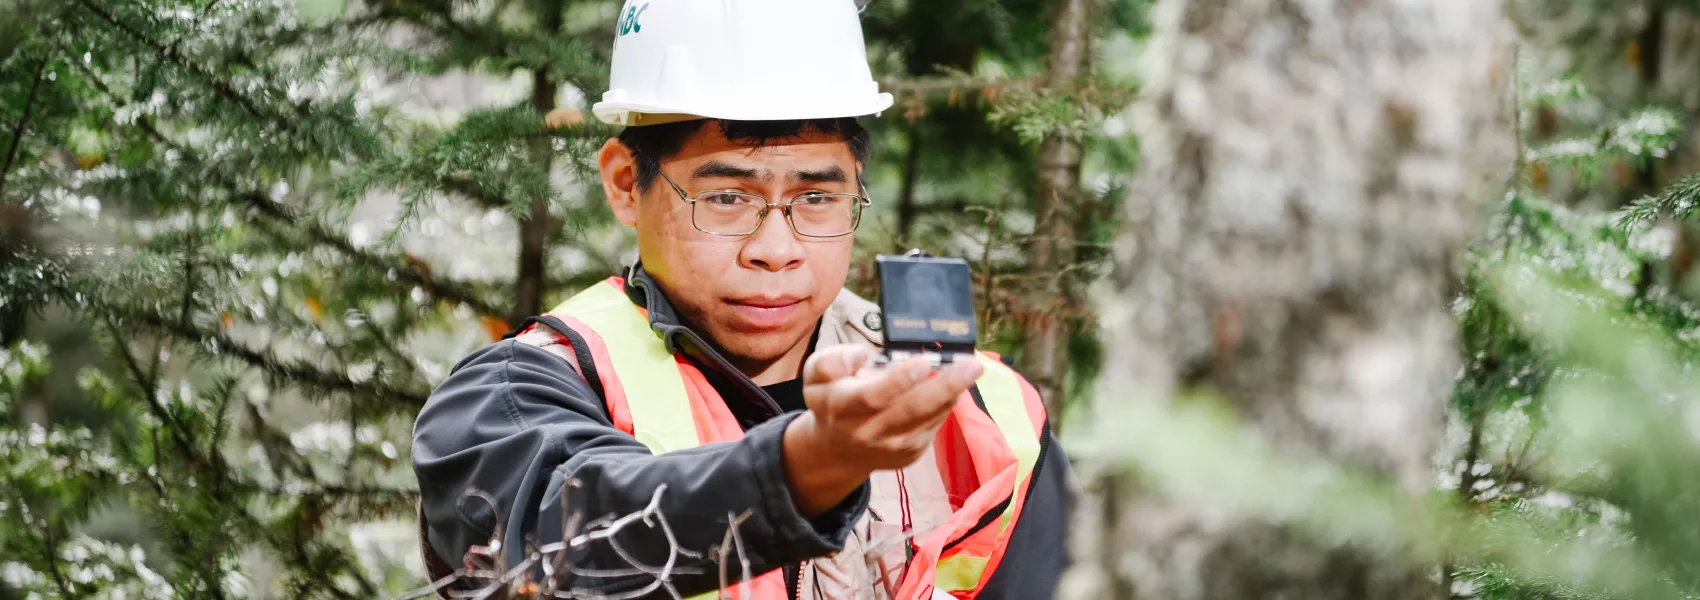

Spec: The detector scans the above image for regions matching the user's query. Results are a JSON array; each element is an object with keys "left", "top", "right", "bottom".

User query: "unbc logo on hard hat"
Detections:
[{"left": 618, "top": 2, "right": 649, "bottom": 36}]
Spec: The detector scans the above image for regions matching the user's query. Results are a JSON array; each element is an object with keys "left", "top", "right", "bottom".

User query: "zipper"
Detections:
[{"left": 786, "top": 562, "right": 802, "bottom": 600}]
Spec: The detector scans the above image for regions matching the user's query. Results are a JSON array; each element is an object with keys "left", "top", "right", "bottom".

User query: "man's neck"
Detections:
[{"left": 737, "top": 331, "right": 816, "bottom": 386}]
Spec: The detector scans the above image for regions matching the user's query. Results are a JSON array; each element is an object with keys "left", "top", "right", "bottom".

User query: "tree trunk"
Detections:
[
  {"left": 1066, "top": 0, "right": 1514, "bottom": 597},
  {"left": 1021, "top": 0, "right": 1092, "bottom": 416},
  {"left": 896, "top": 121, "right": 923, "bottom": 248},
  {"left": 513, "top": 4, "right": 562, "bottom": 322},
  {"left": 1633, "top": 1, "right": 1666, "bottom": 198}
]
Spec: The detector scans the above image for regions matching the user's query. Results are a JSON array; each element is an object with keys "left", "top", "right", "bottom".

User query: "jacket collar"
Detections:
[
  {"left": 618, "top": 262, "right": 886, "bottom": 419},
  {"left": 621, "top": 262, "right": 785, "bottom": 418}
]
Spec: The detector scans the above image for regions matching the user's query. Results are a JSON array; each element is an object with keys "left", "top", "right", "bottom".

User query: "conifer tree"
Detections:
[
  {"left": 0, "top": 0, "right": 1135, "bottom": 596},
  {"left": 0, "top": 0, "right": 621, "bottom": 595}
]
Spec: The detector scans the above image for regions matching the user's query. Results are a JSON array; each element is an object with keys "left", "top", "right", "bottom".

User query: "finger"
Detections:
[
  {"left": 868, "top": 359, "right": 983, "bottom": 433},
  {"left": 863, "top": 355, "right": 939, "bottom": 405},
  {"left": 803, "top": 345, "right": 873, "bottom": 385},
  {"left": 815, "top": 355, "right": 935, "bottom": 415},
  {"left": 802, "top": 347, "right": 899, "bottom": 414}
]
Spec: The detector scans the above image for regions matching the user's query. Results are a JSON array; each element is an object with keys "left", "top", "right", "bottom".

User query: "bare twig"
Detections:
[
  {"left": 402, "top": 484, "right": 761, "bottom": 600},
  {"left": 728, "top": 513, "right": 751, "bottom": 600}
]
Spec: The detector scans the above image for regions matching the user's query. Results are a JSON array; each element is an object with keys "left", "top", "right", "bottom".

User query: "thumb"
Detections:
[{"left": 803, "top": 345, "right": 872, "bottom": 385}]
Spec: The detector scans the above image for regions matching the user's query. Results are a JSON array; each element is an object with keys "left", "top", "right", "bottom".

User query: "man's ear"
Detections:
[{"left": 598, "top": 138, "right": 639, "bottom": 227}]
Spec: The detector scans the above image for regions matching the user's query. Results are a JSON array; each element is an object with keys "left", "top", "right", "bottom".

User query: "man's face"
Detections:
[{"left": 599, "top": 125, "right": 858, "bottom": 368}]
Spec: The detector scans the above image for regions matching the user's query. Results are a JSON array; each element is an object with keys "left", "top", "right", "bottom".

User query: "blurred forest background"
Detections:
[{"left": 7, "top": 0, "right": 1700, "bottom": 598}]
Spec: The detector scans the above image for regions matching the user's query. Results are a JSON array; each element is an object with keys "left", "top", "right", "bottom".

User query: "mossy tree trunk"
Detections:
[{"left": 1067, "top": 0, "right": 1516, "bottom": 597}]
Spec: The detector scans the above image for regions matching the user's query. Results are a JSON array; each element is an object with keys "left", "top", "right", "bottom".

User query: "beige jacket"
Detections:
[{"left": 802, "top": 289, "right": 955, "bottom": 600}]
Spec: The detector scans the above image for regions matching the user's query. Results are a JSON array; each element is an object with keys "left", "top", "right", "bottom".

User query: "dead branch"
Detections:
[{"left": 402, "top": 484, "right": 736, "bottom": 600}]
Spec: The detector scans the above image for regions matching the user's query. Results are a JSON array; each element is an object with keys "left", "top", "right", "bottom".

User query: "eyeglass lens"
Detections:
[{"left": 692, "top": 192, "right": 862, "bottom": 237}]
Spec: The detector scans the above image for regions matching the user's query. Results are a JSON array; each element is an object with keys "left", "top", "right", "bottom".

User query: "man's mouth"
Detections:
[{"left": 726, "top": 296, "right": 806, "bottom": 329}]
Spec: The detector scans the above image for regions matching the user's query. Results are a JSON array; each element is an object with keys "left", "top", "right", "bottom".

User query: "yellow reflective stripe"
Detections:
[
  {"left": 974, "top": 354, "right": 1041, "bottom": 489},
  {"left": 552, "top": 282, "right": 701, "bottom": 454},
  {"left": 929, "top": 356, "right": 1043, "bottom": 593},
  {"left": 935, "top": 553, "right": 991, "bottom": 592}
]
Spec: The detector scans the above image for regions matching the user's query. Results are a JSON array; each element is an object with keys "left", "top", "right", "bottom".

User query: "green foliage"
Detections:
[
  {"left": 0, "top": 0, "right": 624, "bottom": 596},
  {"left": 1526, "top": 105, "right": 1681, "bottom": 187},
  {"left": 986, "top": 74, "right": 1138, "bottom": 145},
  {"left": 1, "top": 0, "right": 1138, "bottom": 595},
  {"left": 1447, "top": 17, "right": 1700, "bottom": 597},
  {"left": 1066, "top": 247, "right": 1700, "bottom": 600}
]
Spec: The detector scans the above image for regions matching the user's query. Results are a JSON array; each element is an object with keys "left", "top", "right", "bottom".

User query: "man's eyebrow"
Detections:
[
  {"left": 790, "top": 165, "right": 848, "bottom": 184},
  {"left": 691, "top": 161, "right": 769, "bottom": 182}
]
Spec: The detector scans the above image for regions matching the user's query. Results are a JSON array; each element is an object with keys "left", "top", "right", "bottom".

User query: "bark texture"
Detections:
[
  {"left": 1068, "top": 0, "right": 1515, "bottom": 598},
  {"left": 1021, "top": 0, "right": 1093, "bottom": 414}
]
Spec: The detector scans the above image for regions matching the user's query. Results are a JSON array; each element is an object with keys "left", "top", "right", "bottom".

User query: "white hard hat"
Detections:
[{"left": 592, "top": 0, "right": 895, "bottom": 126}]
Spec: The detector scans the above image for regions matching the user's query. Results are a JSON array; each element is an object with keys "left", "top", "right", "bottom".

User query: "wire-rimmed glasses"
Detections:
[{"left": 650, "top": 163, "right": 871, "bottom": 238}]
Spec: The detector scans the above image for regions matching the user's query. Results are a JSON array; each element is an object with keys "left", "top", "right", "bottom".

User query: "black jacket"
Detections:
[{"left": 412, "top": 265, "right": 1074, "bottom": 598}]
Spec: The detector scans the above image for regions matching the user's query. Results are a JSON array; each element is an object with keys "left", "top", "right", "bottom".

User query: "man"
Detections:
[{"left": 412, "top": 1, "right": 1074, "bottom": 598}]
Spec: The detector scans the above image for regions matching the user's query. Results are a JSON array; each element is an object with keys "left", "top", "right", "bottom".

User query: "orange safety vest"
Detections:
[{"left": 531, "top": 277, "right": 1047, "bottom": 600}]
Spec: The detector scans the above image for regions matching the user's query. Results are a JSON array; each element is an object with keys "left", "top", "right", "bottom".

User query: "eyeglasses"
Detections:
[{"left": 650, "top": 162, "right": 871, "bottom": 238}]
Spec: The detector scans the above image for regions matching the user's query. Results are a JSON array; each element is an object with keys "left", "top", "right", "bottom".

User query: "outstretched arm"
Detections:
[{"left": 412, "top": 339, "right": 866, "bottom": 597}]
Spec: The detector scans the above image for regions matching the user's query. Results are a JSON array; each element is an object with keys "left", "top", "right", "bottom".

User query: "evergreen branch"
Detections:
[
  {"left": 159, "top": 209, "right": 202, "bottom": 387},
  {"left": 1614, "top": 173, "right": 1700, "bottom": 229},
  {"left": 359, "top": 316, "right": 422, "bottom": 381},
  {"left": 439, "top": 175, "right": 512, "bottom": 213},
  {"left": 100, "top": 313, "right": 244, "bottom": 600},
  {"left": 879, "top": 74, "right": 1031, "bottom": 96},
  {"left": 160, "top": 0, "right": 225, "bottom": 57},
  {"left": 67, "top": 59, "right": 504, "bottom": 318},
  {"left": 242, "top": 195, "right": 505, "bottom": 317},
  {"left": 248, "top": 483, "right": 419, "bottom": 516},
  {"left": 0, "top": 51, "right": 51, "bottom": 202},
  {"left": 100, "top": 312, "right": 208, "bottom": 469},
  {"left": 139, "top": 404, "right": 385, "bottom": 599},
  {"left": 372, "top": 0, "right": 510, "bottom": 60},
  {"left": 286, "top": 513, "right": 367, "bottom": 600},
  {"left": 133, "top": 115, "right": 503, "bottom": 317},
  {"left": 41, "top": 526, "right": 74, "bottom": 599},
  {"left": 243, "top": 398, "right": 319, "bottom": 483},
  {"left": 75, "top": 0, "right": 289, "bottom": 129},
  {"left": 207, "top": 379, "right": 237, "bottom": 495},
  {"left": 96, "top": 297, "right": 430, "bottom": 412}
]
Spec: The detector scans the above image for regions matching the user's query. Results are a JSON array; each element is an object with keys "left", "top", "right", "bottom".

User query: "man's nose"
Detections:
[{"left": 739, "top": 208, "right": 805, "bottom": 272}]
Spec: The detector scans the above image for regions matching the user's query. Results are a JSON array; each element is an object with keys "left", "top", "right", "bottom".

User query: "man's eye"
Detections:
[
  {"left": 705, "top": 193, "right": 747, "bottom": 206},
  {"left": 796, "top": 195, "right": 834, "bottom": 206}
]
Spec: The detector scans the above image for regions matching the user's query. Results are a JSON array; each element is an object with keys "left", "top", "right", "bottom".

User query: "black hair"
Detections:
[{"left": 616, "top": 118, "right": 871, "bottom": 192}]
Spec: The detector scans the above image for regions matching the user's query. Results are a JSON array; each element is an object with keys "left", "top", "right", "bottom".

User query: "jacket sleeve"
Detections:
[{"left": 412, "top": 339, "right": 869, "bottom": 597}]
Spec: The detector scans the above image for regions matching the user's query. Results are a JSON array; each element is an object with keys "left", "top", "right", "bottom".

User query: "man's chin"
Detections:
[{"left": 707, "top": 323, "right": 811, "bottom": 365}]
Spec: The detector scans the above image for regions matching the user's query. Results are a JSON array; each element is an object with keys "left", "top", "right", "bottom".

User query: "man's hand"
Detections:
[{"left": 782, "top": 345, "right": 984, "bottom": 517}]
